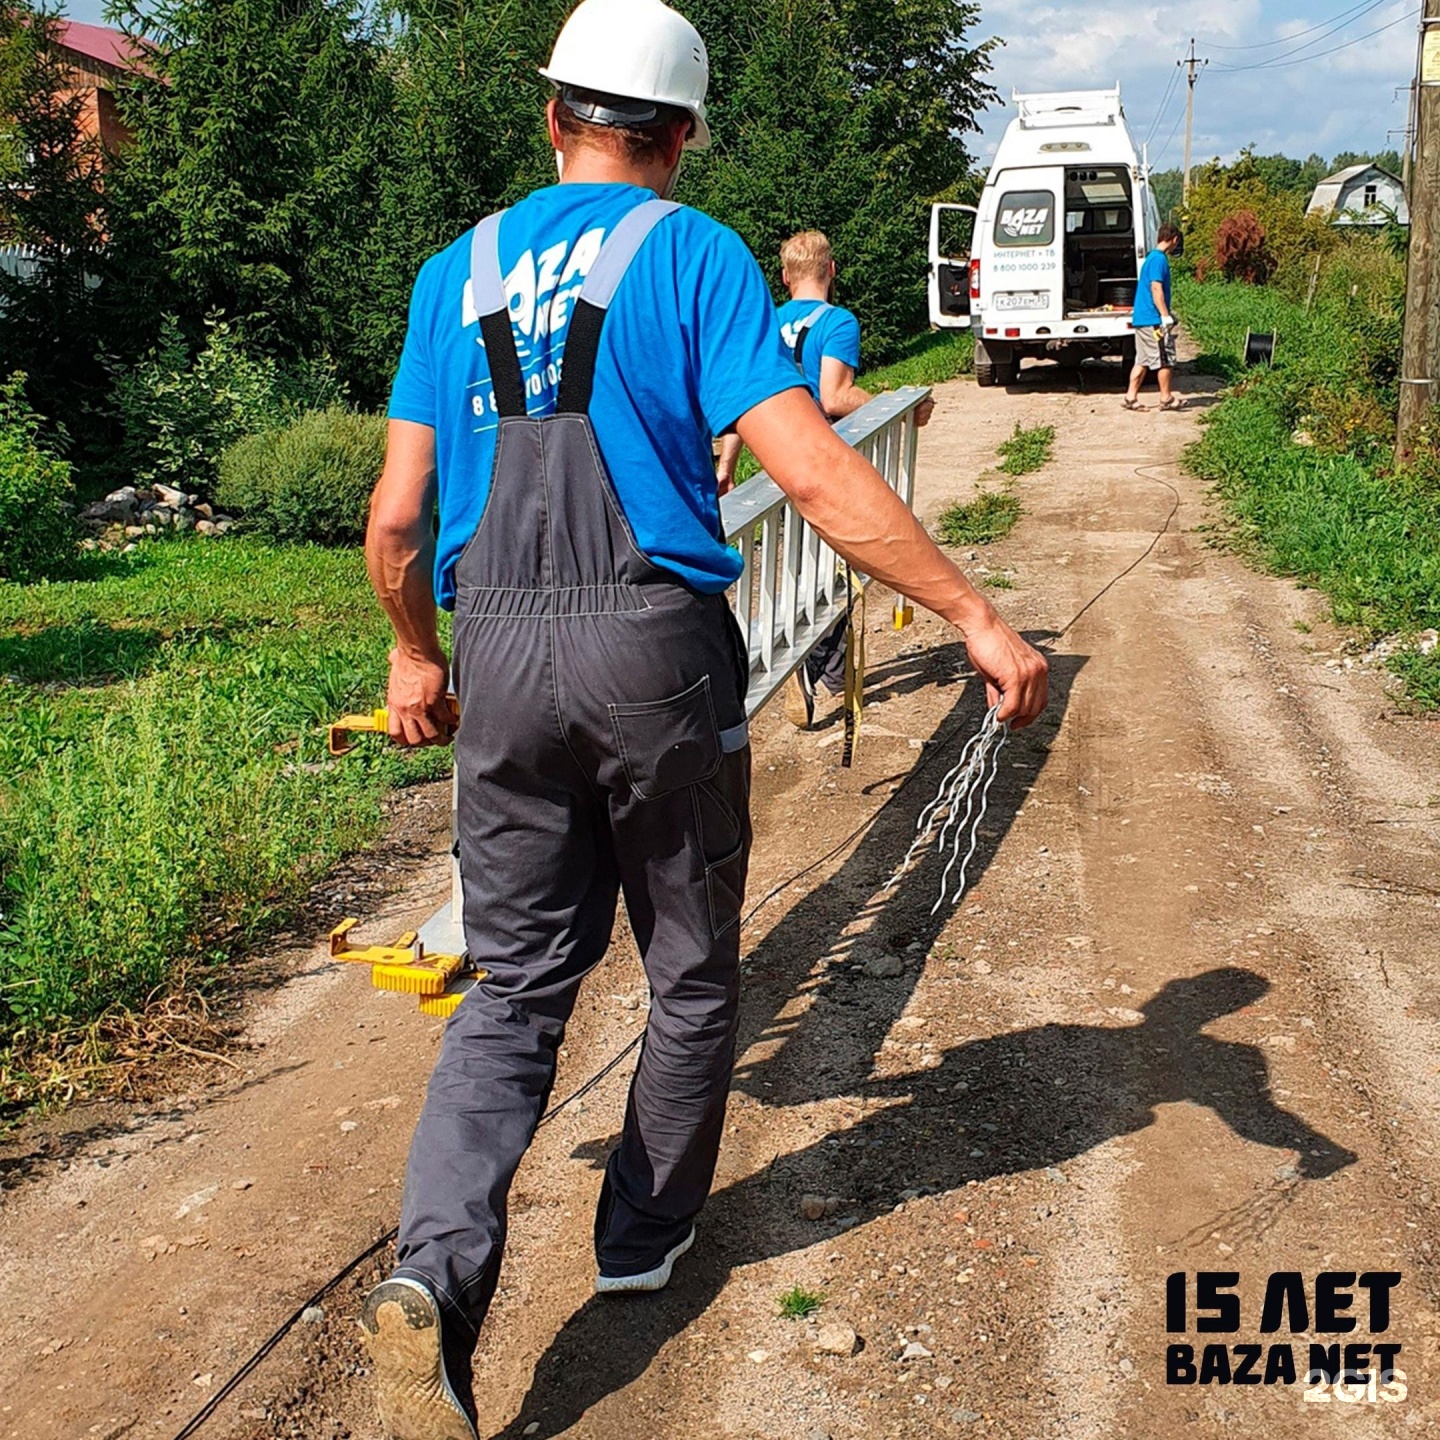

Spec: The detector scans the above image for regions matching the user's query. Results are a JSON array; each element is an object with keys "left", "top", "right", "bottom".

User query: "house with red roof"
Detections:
[{"left": 51, "top": 18, "right": 143, "bottom": 155}]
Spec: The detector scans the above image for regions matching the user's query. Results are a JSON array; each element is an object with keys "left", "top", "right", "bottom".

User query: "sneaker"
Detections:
[
  {"left": 360, "top": 1277, "right": 478, "bottom": 1440},
  {"left": 783, "top": 667, "right": 816, "bottom": 729},
  {"left": 595, "top": 1227, "right": 696, "bottom": 1295}
]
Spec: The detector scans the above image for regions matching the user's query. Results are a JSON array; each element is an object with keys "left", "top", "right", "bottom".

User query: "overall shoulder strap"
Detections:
[
  {"left": 791, "top": 302, "right": 831, "bottom": 370},
  {"left": 555, "top": 197, "right": 681, "bottom": 415},
  {"left": 469, "top": 209, "right": 528, "bottom": 419}
]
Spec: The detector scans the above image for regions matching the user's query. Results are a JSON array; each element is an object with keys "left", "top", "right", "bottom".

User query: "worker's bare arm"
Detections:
[
  {"left": 1152, "top": 279, "right": 1171, "bottom": 321},
  {"left": 818, "top": 358, "right": 872, "bottom": 420},
  {"left": 366, "top": 420, "right": 458, "bottom": 747},
  {"left": 737, "top": 390, "right": 1047, "bottom": 726},
  {"left": 716, "top": 431, "right": 743, "bottom": 496},
  {"left": 820, "top": 358, "right": 934, "bottom": 427}
]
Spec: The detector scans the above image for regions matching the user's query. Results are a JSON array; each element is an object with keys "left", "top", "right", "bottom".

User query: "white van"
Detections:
[{"left": 929, "top": 88, "right": 1161, "bottom": 387}]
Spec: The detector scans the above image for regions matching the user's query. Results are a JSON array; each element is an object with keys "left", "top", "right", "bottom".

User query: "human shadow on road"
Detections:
[
  {"left": 494, "top": 966, "right": 1356, "bottom": 1439},
  {"left": 730, "top": 639, "right": 1079, "bottom": 1110}
]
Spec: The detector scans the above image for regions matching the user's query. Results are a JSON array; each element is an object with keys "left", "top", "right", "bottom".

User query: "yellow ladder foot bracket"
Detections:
[
  {"left": 328, "top": 919, "right": 483, "bottom": 1018},
  {"left": 325, "top": 701, "right": 480, "bottom": 1017}
]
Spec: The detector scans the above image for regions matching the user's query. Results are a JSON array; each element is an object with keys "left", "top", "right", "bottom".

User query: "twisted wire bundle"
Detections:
[{"left": 886, "top": 703, "right": 1010, "bottom": 913}]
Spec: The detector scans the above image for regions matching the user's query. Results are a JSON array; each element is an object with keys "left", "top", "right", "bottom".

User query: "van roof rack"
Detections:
[{"left": 1013, "top": 88, "right": 1124, "bottom": 129}]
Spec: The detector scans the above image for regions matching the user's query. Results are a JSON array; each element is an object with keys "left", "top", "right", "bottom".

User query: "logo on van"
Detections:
[{"left": 1000, "top": 206, "right": 1051, "bottom": 240}]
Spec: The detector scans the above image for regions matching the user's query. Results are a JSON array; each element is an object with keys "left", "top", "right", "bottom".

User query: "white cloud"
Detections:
[{"left": 970, "top": 0, "right": 1416, "bottom": 169}]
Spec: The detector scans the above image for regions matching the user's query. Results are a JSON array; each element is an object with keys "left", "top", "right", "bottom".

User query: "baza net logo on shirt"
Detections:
[
  {"left": 999, "top": 206, "right": 1051, "bottom": 240},
  {"left": 463, "top": 226, "right": 607, "bottom": 425}
]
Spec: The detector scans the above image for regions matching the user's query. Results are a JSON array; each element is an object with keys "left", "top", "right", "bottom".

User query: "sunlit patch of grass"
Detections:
[
  {"left": 777, "top": 1285, "right": 826, "bottom": 1320},
  {"left": 936, "top": 490, "right": 1022, "bottom": 547}
]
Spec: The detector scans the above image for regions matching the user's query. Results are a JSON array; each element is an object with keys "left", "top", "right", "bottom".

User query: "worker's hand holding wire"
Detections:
[
  {"left": 386, "top": 647, "right": 457, "bottom": 747},
  {"left": 958, "top": 609, "right": 1048, "bottom": 728}
]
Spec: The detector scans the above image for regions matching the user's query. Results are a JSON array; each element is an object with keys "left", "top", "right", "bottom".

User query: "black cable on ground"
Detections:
[
  {"left": 171, "top": 1231, "right": 396, "bottom": 1440},
  {"left": 167, "top": 463, "right": 1184, "bottom": 1438},
  {"left": 1050, "top": 464, "right": 1181, "bottom": 642}
]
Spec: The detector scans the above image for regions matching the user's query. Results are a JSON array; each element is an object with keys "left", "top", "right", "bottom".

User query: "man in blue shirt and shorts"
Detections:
[
  {"left": 1124, "top": 222, "right": 1183, "bottom": 412},
  {"left": 358, "top": 2, "right": 1047, "bottom": 1434}
]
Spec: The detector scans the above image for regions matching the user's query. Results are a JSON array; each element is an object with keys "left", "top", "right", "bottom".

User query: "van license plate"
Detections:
[{"left": 994, "top": 291, "right": 1047, "bottom": 312}]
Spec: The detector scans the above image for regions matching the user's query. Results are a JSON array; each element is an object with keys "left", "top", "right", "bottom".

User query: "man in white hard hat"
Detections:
[{"left": 359, "top": 1, "right": 1048, "bottom": 1435}]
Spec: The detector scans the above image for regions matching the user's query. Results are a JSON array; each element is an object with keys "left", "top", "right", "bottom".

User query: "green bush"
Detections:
[
  {"left": 113, "top": 315, "right": 344, "bottom": 495},
  {"left": 1180, "top": 159, "right": 1336, "bottom": 290},
  {"left": 216, "top": 407, "right": 386, "bottom": 545},
  {"left": 0, "top": 374, "right": 76, "bottom": 582}
]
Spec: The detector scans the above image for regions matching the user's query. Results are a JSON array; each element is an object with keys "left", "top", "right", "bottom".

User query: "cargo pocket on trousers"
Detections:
[
  {"left": 705, "top": 842, "right": 746, "bottom": 938},
  {"left": 609, "top": 676, "right": 722, "bottom": 801},
  {"left": 695, "top": 753, "right": 749, "bottom": 938}
]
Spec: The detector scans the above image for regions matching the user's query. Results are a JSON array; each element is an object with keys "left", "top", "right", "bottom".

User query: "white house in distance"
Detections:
[{"left": 1306, "top": 164, "right": 1409, "bottom": 226}]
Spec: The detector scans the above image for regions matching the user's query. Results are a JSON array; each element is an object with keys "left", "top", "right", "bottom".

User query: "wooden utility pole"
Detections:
[
  {"left": 1398, "top": 0, "right": 1440, "bottom": 459},
  {"left": 1181, "top": 39, "right": 1208, "bottom": 201},
  {"left": 1404, "top": 80, "right": 1418, "bottom": 193}
]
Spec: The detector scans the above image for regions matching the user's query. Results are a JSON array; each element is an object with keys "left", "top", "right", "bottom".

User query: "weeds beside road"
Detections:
[
  {"left": 1179, "top": 269, "right": 1440, "bottom": 709},
  {"left": 0, "top": 540, "right": 448, "bottom": 1108}
]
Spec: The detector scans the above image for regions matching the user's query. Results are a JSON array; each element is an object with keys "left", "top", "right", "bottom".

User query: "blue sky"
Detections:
[
  {"left": 65, "top": 0, "right": 1417, "bottom": 173},
  {"left": 974, "top": 0, "right": 1419, "bottom": 169}
]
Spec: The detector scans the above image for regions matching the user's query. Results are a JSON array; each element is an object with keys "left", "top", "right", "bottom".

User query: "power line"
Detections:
[
  {"left": 1213, "top": 2, "right": 1414, "bottom": 72},
  {"left": 1202, "top": 0, "right": 1389, "bottom": 50},
  {"left": 1153, "top": 89, "right": 1190, "bottom": 170},
  {"left": 1142, "top": 65, "right": 1182, "bottom": 150}
]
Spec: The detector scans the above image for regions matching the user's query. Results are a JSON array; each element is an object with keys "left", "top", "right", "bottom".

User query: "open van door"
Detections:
[{"left": 929, "top": 203, "right": 977, "bottom": 329}]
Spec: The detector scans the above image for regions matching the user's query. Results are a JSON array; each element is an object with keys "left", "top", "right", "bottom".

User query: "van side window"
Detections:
[{"left": 993, "top": 192, "right": 1055, "bottom": 247}]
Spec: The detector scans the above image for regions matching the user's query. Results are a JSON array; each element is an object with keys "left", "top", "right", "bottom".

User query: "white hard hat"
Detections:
[{"left": 541, "top": 0, "right": 711, "bottom": 150}]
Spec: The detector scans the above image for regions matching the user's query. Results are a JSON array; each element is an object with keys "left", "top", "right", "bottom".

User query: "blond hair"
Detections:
[{"left": 779, "top": 230, "right": 833, "bottom": 284}]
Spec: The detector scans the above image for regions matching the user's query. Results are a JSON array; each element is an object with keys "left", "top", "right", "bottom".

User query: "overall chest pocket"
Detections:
[{"left": 609, "top": 676, "right": 722, "bottom": 800}]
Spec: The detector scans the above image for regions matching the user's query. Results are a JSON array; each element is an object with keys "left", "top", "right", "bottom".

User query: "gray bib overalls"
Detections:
[{"left": 393, "top": 199, "right": 753, "bottom": 1340}]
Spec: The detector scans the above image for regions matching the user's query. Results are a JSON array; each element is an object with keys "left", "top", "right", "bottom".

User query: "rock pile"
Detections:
[{"left": 78, "top": 484, "right": 236, "bottom": 551}]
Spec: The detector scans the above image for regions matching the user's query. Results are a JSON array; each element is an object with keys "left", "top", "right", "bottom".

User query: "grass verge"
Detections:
[
  {"left": 0, "top": 538, "right": 449, "bottom": 1110},
  {"left": 863, "top": 329, "right": 975, "bottom": 392},
  {"left": 1180, "top": 275, "right": 1440, "bottom": 706}
]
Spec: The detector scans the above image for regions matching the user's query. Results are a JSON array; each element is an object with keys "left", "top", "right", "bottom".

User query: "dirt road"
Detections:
[{"left": 4, "top": 356, "right": 1439, "bottom": 1440}]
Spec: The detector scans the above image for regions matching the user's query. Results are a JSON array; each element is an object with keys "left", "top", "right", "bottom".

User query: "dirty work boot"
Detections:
[
  {"left": 595, "top": 1227, "right": 696, "bottom": 1295},
  {"left": 360, "top": 1277, "right": 478, "bottom": 1440},
  {"left": 783, "top": 667, "right": 815, "bottom": 729}
]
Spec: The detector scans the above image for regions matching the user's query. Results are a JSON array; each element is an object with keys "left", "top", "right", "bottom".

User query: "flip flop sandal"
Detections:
[
  {"left": 1159, "top": 398, "right": 1185, "bottom": 411},
  {"left": 1121, "top": 397, "right": 1143, "bottom": 411}
]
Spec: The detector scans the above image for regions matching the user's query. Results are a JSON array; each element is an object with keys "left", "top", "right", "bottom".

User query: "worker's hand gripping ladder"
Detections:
[{"left": 326, "top": 385, "right": 931, "bottom": 1008}]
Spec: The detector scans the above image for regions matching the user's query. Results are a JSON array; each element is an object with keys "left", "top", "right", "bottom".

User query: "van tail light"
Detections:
[{"left": 969, "top": 258, "right": 981, "bottom": 301}]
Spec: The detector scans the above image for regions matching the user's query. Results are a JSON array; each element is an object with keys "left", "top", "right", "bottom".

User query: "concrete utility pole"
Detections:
[
  {"left": 1398, "top": 0, "right": 1440, "bottom": 459},
  {"left": 1180, "top": 39, "right": 1208, "bottom": 202}
]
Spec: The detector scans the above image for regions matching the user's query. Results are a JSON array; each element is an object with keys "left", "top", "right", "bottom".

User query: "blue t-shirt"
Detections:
[
  {"left": 1132, "top": 249, "right": 1172, "bottom": 328},
  {"left": 775, "top": 298, "right": 862, "bottom": 411},
  {"left": 389, "top": 183, "right": 804, "bottom": 609}
]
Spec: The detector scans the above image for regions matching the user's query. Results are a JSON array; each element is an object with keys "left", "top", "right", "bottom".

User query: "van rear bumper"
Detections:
[{"left": 977, "top": 318, "right": 1132, "bottom": 343}]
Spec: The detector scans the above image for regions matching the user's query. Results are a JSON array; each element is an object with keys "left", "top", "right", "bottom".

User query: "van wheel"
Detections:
[
  {"left": 1119, "top": 337, "right": 1137, "bottom": 372},
  {"left": 975, "top": 362, "right": 998, "bottom": 388},
  {"left": 996, "top": 358, "right": 1020, "bottom": 386}
]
